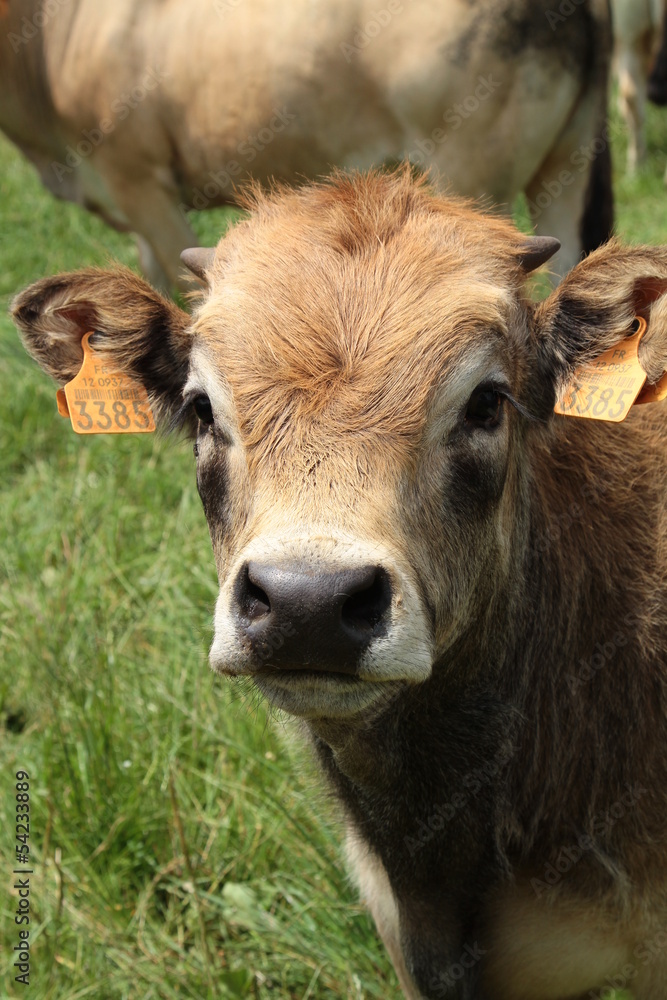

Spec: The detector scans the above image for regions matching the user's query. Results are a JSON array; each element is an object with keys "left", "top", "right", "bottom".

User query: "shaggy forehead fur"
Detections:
[{"left": 191, "top": 171, "right": 531, "bottom": 462}]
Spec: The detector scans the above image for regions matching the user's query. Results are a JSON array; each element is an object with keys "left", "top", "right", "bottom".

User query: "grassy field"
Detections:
[{"left": 2, "top": 96, "right": 667, "bottom": 1000}]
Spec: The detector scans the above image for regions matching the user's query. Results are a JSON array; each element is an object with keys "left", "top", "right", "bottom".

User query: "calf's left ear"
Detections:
[
  {"left": 534, "top": 241, "right": 667, "bottom": 386},
  {"left": 11, "top": 266, "right": 191, "bottom": 423}
]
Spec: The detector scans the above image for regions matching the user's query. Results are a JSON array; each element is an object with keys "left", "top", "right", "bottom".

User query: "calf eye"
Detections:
[
  {"left": 193, "top": 395, "right": 214, "bottom": 426},
  {"left": 465, "top": 387, "right": 503, "bottom": 429}
]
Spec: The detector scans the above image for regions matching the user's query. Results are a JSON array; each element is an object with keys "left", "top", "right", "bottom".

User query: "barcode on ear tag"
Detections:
[
  {"left": 555, "top": 318, "right": 648, "bottom": 422},
  {"left": 59, "top": 332, "right": 155, "bottom": 434}
]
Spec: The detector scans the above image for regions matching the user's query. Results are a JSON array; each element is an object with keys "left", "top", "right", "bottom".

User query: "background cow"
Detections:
[
  {"left": 1, "top": 0, "right": 612, "bottom": 289},
  {"left": 612, "top": 0, "right": 666, "bottom": 172},
  {"left": 12, "top": 169, "right": 667, "bottom": 999}
]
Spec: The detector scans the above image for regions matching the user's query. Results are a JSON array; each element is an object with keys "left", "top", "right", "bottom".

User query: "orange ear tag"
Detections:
[
  {"left": 57, "top": 332, "right": 155, "bottom": 434},
  {"left": 555, "top": 317, "right": 656, "bottom": 422}
]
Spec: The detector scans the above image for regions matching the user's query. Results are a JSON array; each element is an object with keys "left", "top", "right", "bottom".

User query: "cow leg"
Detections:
[
  {"left": 525, "top": 162, "right": 596, "bottom": 281},
  {"left": 129, "top": 190, "right": 199, "bottom": 293},
  {"left": 135, "top": 234, "right": 172, "bottom": 294},
  {"left": 525, "top": 103, "right": 612, "bottom": 281},
  {"left": 101, "top": 169, "right": 199, "bottom": 292},
  {"left": 616, "top": 38, "right": 652, "bottom": 173}
]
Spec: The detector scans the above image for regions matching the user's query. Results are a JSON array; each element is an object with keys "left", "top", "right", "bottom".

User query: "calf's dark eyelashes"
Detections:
[
  {"left": 186, "top": 393, "right": 233, "bottom": 446},
  {"left": 464, "top": 385, "right": 505, "bottom": 430}
]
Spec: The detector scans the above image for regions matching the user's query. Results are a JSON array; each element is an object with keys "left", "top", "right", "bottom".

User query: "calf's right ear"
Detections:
[
  {"left": 534, "top": 241, "right": 667, "bottom": 386},
  {"left": 11, "top": 267, "right": 192, "bottom": 424}
]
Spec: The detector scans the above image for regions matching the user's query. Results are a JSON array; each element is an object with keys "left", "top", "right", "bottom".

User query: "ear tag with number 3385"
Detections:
[
  {"left": 56, "top": 331, "right": 155, "bottom": 434},
  {"left": 555, "top": 316, "right": 667, "bottom": 422}
]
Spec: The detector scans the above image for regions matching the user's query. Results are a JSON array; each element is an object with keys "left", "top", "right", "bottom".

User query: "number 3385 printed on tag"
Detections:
[
  {"left": 56, "top": 332, "right": 155, "bottom": 434},
  {"left": 555, "top": 317, "right": 667, "bottom": 422}
]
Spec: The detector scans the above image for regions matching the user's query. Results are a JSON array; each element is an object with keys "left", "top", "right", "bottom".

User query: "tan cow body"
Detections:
[
  {"left": 12, "top": 170, "right": 667, "bottom": 998},
  {"left": 1, "top": 0, "right": 612, "bottom": 289}
]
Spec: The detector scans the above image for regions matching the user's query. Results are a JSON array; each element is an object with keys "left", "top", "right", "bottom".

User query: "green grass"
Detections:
[
  {"left": 2, "top": 92, "right": 666, "bottom": 998},
  {"left": 0, "top": 145, "right": 392, "bottom": 999}
]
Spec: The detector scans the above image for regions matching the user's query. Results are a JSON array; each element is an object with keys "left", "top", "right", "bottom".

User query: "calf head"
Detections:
[{"left": 12, "top": 171, "right": 667, "bottom": 724}]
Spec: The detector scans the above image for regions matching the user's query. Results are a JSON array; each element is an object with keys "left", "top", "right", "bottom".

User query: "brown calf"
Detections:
[{"left": 12, "top": 171, "right": 667, "bottom": 999}]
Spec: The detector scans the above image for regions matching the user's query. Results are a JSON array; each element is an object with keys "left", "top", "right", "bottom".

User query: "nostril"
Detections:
[
  {"left": 341, "top": 567, "right": 392, "bottom": 634},
  {"left": 237, "top": 563, "right": 271, "bottom": 622},
  {"left": 246, "top": 579, "right": 271, "bottom": 620},
  {"left": 233, "top": 560, "right": 394, "bottom": 672}
]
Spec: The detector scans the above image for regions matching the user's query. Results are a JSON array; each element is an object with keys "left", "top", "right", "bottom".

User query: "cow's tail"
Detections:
[
  {"left": 580, "top": 123, "right": 614, "bottom": 256},
  {"left": 580, "top": 0, "right": 614, "bottom": 256},
  {"left": 648, "top": 5, "right": 667, "bottom": 105}
]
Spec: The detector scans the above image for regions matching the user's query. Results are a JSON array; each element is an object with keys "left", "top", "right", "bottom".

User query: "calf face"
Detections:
[
  {"left": 11, "top": 172, "right": 667, "bottom": 725},
  {"left": 182, "top": 190, "right": 542, "bottom": 722}
]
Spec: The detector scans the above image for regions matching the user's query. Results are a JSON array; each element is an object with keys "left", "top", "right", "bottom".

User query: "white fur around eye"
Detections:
[{"left": 184, "top": 343, "right": 240, "bottom": 444}]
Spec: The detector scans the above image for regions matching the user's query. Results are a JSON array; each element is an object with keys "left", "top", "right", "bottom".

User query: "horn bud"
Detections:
[
  {"left": 181, "top": 247, "right": 216, "bottom": 281},
  {"left": 517, "top": 236, "right": 561, "bottom": 273}
]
